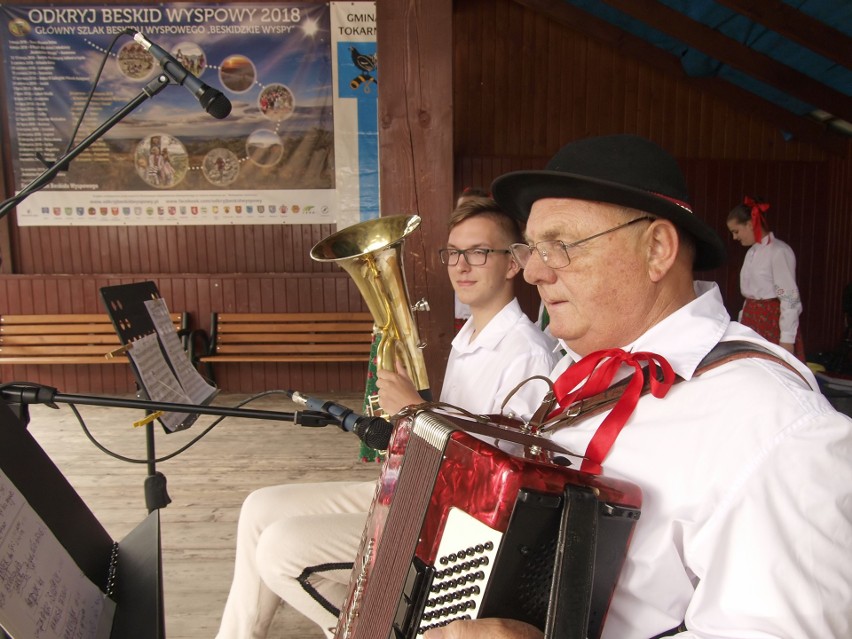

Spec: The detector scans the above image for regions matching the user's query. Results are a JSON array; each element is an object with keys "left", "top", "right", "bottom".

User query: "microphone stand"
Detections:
[
  {"left": 0, "top": 384, "right": 340, "bottom": 512},
  {"left": 0, "top": 72, "right": 174, "bottom": 220}
]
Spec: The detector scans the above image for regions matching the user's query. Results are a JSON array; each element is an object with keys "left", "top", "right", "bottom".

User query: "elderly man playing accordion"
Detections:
[{"left": 425, "top": 135, "right": 851, "bottom": 639}]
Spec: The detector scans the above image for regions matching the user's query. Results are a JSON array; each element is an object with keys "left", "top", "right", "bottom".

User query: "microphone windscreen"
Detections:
[
  {"left": 201, "top": 90, "right": 232, "bottom": 119},
  {"left": 356, "top": 416, "right": 394, "bottom": 451}
]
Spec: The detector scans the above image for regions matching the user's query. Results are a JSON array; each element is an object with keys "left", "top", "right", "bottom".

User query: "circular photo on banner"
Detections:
[
  {"left": 172, "top": 42, "right": 207, "bottom": 77},
  {"left": 117, "top": 40, "right": 156, "bottom": 80},
  {"left": 202, "top": 148, "right": 240, "bottom": 186},
  {"left": 220, "top": 54, "right": 257, "bottom": 93},
  {"left": 135, "top": 134, "right": 188, "bottom": 188},
  {"left": 259, "top": 83, "right": 295, "bottom": 122},
  {"left": 8, "top": 18, "right": 32, "bottom": 37},
  {"left": 246, "top": 129, "right": 284, "bottom": 167}
]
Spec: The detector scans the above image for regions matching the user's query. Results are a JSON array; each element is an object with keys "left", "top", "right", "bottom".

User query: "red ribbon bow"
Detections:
[
  {"left": 549, "top": 348, "right": 675, "bottom": 474},
  {"left": 744, "top": 196, "right": 770, "bottom": 244}
]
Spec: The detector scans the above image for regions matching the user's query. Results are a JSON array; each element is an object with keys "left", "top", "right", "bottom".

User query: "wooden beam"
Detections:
[
  {"left": 597, "top": 0, "right": 852, "bottom": 125},
  {"left": 0, "top": 164, "right": 11, "bottom": 274},
  {"left": 0, "top": 67, "right": 13, "bottom": 273},
  {"left": 713, "top": 0, "right": 852, "bottom": 70},
  {"left": 511, "top": 0, "right": 848, "bottom": 155},
  {"left": 377, "top": 0, "right": 455, "bottom": 397}
]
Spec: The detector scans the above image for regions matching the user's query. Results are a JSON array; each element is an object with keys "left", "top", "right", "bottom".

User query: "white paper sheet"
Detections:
[
  {"left": 127, "top": 332, "right": 193, "bottom": 432},
  {"left": 144, "top": 298, "right": 217, "bottom": 406},
  {"left": 0, "top": 470, "right": 115, "bottom": 639}
]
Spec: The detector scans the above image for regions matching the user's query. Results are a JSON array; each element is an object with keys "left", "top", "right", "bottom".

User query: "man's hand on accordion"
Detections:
[{"left": 423, "top": 618, "right": 545, "bottom": 639}]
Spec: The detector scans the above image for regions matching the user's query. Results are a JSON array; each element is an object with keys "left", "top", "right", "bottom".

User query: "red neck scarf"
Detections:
[
  {"left": 548, "top": 349, "right": 675, "bottom": 474},
  {"left": 744, "top": 196, "right": 770, "bottom": 244}
]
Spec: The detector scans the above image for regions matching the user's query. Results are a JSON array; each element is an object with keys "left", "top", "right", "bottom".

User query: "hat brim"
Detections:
[{"left": 492, "top": 170, "right": 726, "bottom": 271}]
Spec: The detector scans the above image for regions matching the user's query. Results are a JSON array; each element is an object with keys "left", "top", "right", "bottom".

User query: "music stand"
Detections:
[
  {"left": 100, "top": 281, "right": 218, "bottom": 433},
  {"left": 0, "top": 402, "right": 164, "bottom": 639},
  {"left": 100, "top": 281, "right": 218, "bottom": 512}
]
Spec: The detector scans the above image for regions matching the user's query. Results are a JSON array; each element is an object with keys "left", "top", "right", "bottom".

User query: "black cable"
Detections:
[
  {"left": 62, "top": 28, "right": 136, "bottom": 155},
  {"left": 1, "top": 29, "right": 134, "bottom": 211},
  {"left": 71, "top": 389, "right": 297, "bottom": 464}
]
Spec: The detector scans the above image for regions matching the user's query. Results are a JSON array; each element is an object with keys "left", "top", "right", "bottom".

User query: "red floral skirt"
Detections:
[{"left": 741, "top": 298, "right": 806, "bottom": 362}]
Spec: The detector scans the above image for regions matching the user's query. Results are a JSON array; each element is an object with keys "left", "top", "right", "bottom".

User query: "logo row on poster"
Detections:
[{"left": 39, "top": 202, "right": 330, "bottom": 218}]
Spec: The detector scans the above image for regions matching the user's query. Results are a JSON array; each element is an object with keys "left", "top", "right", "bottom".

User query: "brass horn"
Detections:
[{"left": 310, "top": 215, "right": 430, "bottom": 410}]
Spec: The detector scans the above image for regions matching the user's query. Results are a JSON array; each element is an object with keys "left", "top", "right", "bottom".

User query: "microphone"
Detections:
[
  {"left": 288, "top": 391, "right": 394, "bottom": 450},
  {"left": 131, "top": 31, "right": 232, "bottom": 119}
]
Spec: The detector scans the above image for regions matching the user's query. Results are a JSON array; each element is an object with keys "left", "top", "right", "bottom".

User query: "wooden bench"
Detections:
[
  {"left": 0, "top": 313, "right": 189, "bottom": 365},
  {"left": 195, "top": 312, "right": 375, "bottom": 380}
]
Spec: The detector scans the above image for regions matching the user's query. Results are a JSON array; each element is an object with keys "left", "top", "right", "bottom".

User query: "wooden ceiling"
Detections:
[{"left": 511, "top": 0, "right": 852, "bottom": 155}]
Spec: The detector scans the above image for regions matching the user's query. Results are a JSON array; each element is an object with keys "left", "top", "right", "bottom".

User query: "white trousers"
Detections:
[{"left": 216, "top": 480, "right": 377, "bottom": 639}]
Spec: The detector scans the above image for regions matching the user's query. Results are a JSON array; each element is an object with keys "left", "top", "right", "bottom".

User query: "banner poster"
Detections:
[
  {"left": 330, "top": 1, "right": 377, "bottom": 228},
  {"left": 0, "top": 2, "right": 378, "bottom": 227}
]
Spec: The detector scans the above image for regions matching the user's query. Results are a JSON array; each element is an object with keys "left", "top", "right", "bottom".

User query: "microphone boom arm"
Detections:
[
  {"left": 0, "top": 383, "right": 337, "bottom": 427},
  {"left": 0, "top": 73, "right": 173, "bottom": 221}
]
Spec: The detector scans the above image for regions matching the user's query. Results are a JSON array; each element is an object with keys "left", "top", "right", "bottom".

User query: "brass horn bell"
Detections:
[{"left": 310, "top": 215, "right": 430, "bottom": 405}]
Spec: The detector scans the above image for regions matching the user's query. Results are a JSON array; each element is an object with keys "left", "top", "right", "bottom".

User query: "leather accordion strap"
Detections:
[
  {"left": 557, "top": 340, "right": 809, "bottom": 428},
  {"left": 648, "top": 623, "right": 687, "bottom": 639}
]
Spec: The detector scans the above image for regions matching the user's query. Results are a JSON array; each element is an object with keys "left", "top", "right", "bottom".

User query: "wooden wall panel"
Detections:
[
  {"left": 10, "top": 223, "right": 343, "bottom": 275},
  {"left": 454, "top": 0, "right": 831, "bottom": 163}
]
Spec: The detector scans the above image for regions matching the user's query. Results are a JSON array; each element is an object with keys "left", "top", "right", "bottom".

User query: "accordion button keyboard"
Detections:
[{"left": 413, "top": 508, "right": 502, "bottom": 636}]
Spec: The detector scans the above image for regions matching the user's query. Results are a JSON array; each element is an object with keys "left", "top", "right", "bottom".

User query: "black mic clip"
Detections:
[
  {"left": 287, "top": 390, "right": 395, "bottom": 451},
  {"left": 294, "top": 411, "right": 341, "bottom": 428},
  {"left": 0, "top": 383, "right": 60, "bottom": 409}
]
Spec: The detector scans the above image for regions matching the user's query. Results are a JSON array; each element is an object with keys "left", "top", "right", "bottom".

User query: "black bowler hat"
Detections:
[{"left": 491, "top": 134, "right": 726, "bottom": 271}]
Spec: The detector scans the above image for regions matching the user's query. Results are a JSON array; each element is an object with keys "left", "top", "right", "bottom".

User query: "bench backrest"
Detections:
[
  {"left": 211, "top": 312, "right": 375, "bottom": 356},
  {"left": 0, "top": 313, "right": 187, "bottom": 362}
]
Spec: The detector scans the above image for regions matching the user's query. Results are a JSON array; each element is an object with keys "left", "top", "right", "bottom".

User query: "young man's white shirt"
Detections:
[{"left": 443, "top": 297, "right": 560, "bottom": 418}]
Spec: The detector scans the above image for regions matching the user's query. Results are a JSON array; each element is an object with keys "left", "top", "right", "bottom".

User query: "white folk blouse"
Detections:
[{"left": 739, "top": 232, "right": 803, "bottom": 343}]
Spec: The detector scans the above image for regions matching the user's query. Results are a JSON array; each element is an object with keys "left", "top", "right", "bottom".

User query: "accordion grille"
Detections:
[{"left": 346, "top": 417, "right": 451, "bottom": 638}]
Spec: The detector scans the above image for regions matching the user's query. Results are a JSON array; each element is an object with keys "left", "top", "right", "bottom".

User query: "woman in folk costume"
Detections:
[{"left": 726, "top": 196, "right": 806, "bottom": 361}]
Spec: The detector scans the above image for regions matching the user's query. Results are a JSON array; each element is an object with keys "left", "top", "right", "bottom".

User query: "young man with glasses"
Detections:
[
  {"left": 378, "top": 195, "right": 559, "bottom": 416},
  {"left": 423, "top": 136, "right": 851, "bottom": 639},
  {"left": 216, "top": 197, "right": 558, "bottom": 639}
]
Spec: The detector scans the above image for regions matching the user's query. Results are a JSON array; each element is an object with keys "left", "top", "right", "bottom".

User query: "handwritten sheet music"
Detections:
[
  {"left": 144, "top": 299, "right": 217, "bottom": 406},
  {"left": 0, "top": 470, "right": 115, "bottom": 639}
]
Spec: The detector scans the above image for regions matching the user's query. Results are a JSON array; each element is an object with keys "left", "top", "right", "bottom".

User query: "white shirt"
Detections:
[
  {"left": 739, "top": 232, "right": 802, "bottom": 342},
  {"left": 547, "top": 282, "right": 851, "bottom": 639},
  {"left": 441, "top": 298, "right": 559, "bottom": 418}
]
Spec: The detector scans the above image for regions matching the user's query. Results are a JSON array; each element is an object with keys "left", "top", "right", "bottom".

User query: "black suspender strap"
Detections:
[{"left": 555, "top": 340, "right": 810, "bottom": 426}]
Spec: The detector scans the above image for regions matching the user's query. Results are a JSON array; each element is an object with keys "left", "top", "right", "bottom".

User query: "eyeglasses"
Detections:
[
  {"left": 438, "top": 248, "right": 511, "bottom": 266},
  {"left": 509, "top": 216, "right": 654, "bottom": 269}
]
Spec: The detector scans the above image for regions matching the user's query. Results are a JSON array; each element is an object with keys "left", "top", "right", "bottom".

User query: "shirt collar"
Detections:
[
  {"left": 452, "top": 298, "right": 523, "bottom": 353},
  {"left": 756, "top": 231, "right": 775, "bottom": 247}
]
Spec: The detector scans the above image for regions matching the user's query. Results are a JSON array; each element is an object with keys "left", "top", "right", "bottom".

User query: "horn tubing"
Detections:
[{"left": 310, "top": 215, "right": 430, "bottom": 395}]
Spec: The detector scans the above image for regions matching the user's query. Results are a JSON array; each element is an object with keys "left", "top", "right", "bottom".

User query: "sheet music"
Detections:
[
  {"left": 127, "top": 332, "right": 193, "bottom": 432},
  {"left": 144, "top": 298, "right": 217, "bottom": 405},
  {"left": 0, "top": 470, "right": 115, "bottom": 639}
]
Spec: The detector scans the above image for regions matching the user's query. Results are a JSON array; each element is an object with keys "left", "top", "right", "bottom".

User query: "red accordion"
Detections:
[{"left": 334, "top": 410, "right": 642, "bottom": 639}]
